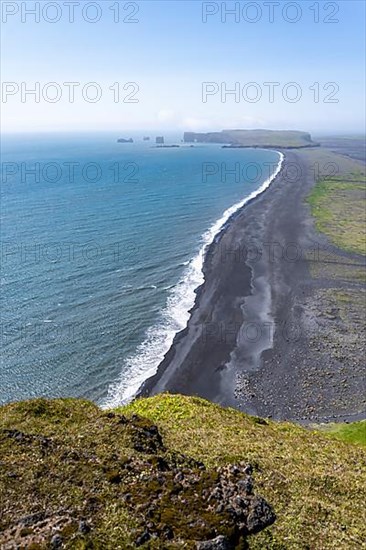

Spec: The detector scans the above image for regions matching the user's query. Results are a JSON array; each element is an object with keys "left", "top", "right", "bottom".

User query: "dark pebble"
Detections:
[
  {"left": 136, "top": 530, "right": 151, "bottom": 546},
  {"left": 50, "top": 534, "right": 63, "bottom": 548}
]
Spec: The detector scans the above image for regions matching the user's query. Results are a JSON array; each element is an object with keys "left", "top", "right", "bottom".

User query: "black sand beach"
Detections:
[{"left": 140, "top": 145, "right": 366, "bottom": 423}]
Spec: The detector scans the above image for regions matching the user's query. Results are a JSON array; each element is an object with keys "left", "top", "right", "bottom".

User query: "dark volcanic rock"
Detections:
[
  {"left": 196, "top": 535, "right": 233, "bottom": 549},
  {"left": 78, "top": 520, "right": 90, "bottom": 534},
  {"left": 247, "top": 495, "right": 276, "bottom": 534},
  {"left": 50, "top": 534, "right": 63, "bottom": 548},
  {"left": 125, "top": 460, "right": 275, "bottom": 547},
  {"left": 129, "top": 414, "right": 165, "bottom": 453},
  {"left": 135, "top": 530, "right": 151, "bottom": 546}
]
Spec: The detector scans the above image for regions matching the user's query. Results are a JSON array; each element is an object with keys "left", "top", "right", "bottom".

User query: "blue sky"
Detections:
[{"left": 1, "top": 0, "right": 365, "bottom": 133}]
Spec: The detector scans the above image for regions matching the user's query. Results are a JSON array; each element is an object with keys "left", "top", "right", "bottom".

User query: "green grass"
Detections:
[
  {"left": 307, "top": 174, "right": 366, "bottom": 255},
  {"left": 122, "top": 394, "right": 366, "bottom": 549},
  {"left": 1, "top": 394, "right": 365, "bottom": 549},
  {"left": 316, "top": 420, "right": 366, "bottom": 447}
]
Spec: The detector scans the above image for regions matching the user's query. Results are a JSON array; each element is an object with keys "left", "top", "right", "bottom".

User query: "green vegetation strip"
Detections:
[
  {"left": 315, "top": 420, "right": 366, "bottom": 447},
  {"left": 307, "top": 174, "right": 366, "bottom": 255}
]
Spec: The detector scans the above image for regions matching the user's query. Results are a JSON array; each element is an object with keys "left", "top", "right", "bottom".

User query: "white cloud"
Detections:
[
  {"left": 181, "top": 117, "right": 212, "bottom": 131},
  {"left": 157, "top": 109, "right": 176, "bottom": 123}
]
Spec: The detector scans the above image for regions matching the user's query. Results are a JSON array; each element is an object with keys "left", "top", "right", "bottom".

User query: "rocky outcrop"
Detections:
[
  {"left": 124, "top": 455, "right": 275, "bottom": 547},
  {"left": 0, "top": 399, "right": 275, "bottom": 549}
]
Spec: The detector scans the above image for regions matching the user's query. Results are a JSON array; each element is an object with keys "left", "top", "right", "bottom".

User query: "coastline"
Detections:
[
  {"left": 138, "top": 149, "right": 286, "bottom": 405},
  {"left": 104, "top": 150, "right": 283, "bottom": 408},
  {"left": 139, "top": 147, "right": 366, "bottom": 423}
]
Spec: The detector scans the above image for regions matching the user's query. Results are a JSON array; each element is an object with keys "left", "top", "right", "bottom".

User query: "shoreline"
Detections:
[
  {"left": 138, "top": 149, "right": 285, "bottom": 405},
  {"left": 139, "top": 147, "right": 366, "bottom": 424},
  {"left": 104, "top": 149, "right": 284, "bottom": 408}
]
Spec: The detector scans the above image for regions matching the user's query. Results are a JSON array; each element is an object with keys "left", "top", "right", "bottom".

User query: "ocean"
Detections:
[{"left": 0, "top": 132, "right": 281, "bottom": 406}]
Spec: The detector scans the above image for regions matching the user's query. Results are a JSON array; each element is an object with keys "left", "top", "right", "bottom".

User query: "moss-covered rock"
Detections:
[{"left": 0, "top": 398, "right": 274, "bottom": 549}]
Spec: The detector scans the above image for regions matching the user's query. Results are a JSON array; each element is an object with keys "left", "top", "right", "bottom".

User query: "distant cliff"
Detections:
[{"left": 184, "top": 129, "right": 319, "bottom": 149}]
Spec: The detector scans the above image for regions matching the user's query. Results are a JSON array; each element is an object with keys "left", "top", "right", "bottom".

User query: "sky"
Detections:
[{"left": 1, "top": 0, "right": 365, "bottom": 134}]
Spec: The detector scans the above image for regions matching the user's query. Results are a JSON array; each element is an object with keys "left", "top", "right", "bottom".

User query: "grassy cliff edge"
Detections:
[{"left": 1, "top": 394, "right": 365, "bottom": 549}]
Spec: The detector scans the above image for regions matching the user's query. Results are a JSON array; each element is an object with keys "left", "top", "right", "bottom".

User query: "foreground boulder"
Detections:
[{"left": 124, "top": 457, "right": 275, "bottom": 547}]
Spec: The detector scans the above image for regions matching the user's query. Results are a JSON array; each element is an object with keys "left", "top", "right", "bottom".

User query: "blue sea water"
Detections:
[{"left": 0, "top": 132, "right": 281, "bottom": 406}]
